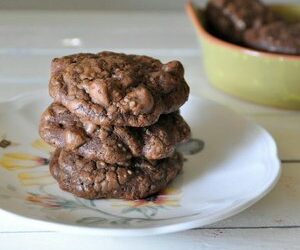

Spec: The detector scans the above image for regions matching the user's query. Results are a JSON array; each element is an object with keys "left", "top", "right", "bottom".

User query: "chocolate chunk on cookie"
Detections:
[
  {"left": 39, "top": 103, "right": 191, "bottom": 163},
  {"left": 205, "top": 0, "right": 280, "bottom": 43},
  {"left": 244, "top": 22, "right": 300, "bottom": 55},
  {"left": 49, "top": 51, "right": 189, "bottom": 127},
  {"left": 50, "top": 149, "right": 183, "bottom": 200}
]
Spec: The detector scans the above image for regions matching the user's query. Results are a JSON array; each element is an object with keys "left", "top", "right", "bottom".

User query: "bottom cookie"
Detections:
[{"left": 50, "top": 149, "right": 183, "bottom": 200}]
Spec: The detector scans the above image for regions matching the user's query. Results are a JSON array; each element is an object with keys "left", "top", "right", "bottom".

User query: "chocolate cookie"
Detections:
[
  {"left": 39, "top": 103, "right": 191, "bottom": 163},
  {"left": 205, "top": 0, "right": 280, "bottom": 43},
  {"left": 49, "top": 51, "right": 189, "bottom": 127},
  {"left": 244, "top": 22, "right": 300, "bottom": 55},
  {"left": 50, "top": 149, "right": 183, "bottom": 200}
]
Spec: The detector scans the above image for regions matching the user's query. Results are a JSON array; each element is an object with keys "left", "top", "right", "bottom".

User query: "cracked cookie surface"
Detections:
[
  {"left": 49, "top": 51, "right": 189, "bottom": 127},
  {"left": 39, "top": 103, "right": 191, "bottom": 164},
  {"left": 50, "top": 149, "right": 183, "bottom": 200}
]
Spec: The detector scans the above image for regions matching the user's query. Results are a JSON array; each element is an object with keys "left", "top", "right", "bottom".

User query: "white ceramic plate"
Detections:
[{"left": 0, "top": 90, "right": 280, "bottom": 236}]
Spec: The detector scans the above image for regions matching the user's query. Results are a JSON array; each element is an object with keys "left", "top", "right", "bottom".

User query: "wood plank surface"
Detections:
[{"left": 1, "top": 228, "right": 299, "bottom": 250}]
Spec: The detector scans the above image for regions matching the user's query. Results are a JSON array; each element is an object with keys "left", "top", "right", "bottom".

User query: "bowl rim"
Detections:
[{"left": 186, "top": 2, "right": 300, "bottom": 61}]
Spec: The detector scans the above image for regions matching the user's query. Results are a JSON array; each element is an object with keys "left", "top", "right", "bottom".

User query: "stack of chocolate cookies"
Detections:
[{"left": 39, "top": 51, "right": 191, "bottom": 200}]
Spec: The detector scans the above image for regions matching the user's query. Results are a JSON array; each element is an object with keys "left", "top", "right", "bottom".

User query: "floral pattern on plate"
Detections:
[
  {"left": 0, "top": 93, "right": 280, "bottom": 235},
  {"left": 0, "top": 137, "right": 202, "bottom": 226}
]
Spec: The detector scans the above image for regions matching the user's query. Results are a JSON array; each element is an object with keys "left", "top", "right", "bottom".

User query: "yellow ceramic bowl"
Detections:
[{"left": 186, "top": 2, "right": 300, "bottom": 109}]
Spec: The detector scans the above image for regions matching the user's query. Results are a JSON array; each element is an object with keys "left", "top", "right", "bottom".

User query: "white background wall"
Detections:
[{"left": 0, "top": 0, "right": 298, "bottom": 11}]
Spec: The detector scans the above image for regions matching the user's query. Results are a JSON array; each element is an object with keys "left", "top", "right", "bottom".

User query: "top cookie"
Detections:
[{"left": 49, "top": 51, "right": 189, "bottom": 127}]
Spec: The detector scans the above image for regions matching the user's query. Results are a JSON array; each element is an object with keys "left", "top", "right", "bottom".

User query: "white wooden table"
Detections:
[{"left": 0, "top": 10, "right": 300, "bottom": 250}]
